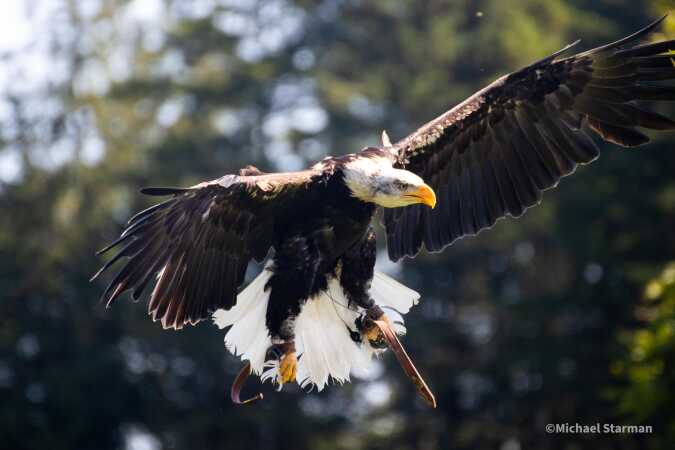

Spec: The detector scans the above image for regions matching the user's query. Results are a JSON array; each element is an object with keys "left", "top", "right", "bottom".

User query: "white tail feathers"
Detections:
[
  {"left": 370, "top": 271, "right": 419, "bottom": 335},
  {"left": 213, "top": 266, "right": 419, "bottom": 391},
  {"left": 213, "top": 265, "right": 272, "bottom": 375}
]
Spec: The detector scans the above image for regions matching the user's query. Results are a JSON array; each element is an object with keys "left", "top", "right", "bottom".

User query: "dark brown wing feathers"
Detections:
[
  {"left": 384, "top": 16, "right": 675, "bottom": 261},
  {"left": 92, "top": 170, "right": 319, "bottom": 329}
]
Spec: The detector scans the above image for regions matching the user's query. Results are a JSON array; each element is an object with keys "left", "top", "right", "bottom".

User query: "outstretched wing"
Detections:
[
  {"left": 92, "top": 170, "right": 321, "bottom": 329},
  {"left": 383, "top": 16, "right": 675, "bottom": 261}
]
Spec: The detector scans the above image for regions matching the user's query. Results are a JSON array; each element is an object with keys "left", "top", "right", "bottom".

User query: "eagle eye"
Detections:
[{"left": 393, "top": 180, "right": 410, "bottom": 190}]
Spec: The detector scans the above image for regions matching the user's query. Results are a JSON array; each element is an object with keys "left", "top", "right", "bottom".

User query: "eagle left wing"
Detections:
[
  {"left": 383, "top": 16, "right": 675, "bottom": 261},
  {"left": 92, "top": 170, "right": 321, "bottom": 329}
]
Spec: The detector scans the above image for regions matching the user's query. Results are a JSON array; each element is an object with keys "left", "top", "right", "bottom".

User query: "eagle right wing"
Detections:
[
  {"left": 92, "top": 170, "right": 322, "bottom": 329},
  {"left": 383, "top": 16, "right": 675, "bottom": 261}
]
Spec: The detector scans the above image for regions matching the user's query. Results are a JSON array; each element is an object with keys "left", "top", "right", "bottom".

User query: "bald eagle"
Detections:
[{"left": 94, "top": 17, "right": 675, "bottom": 406}]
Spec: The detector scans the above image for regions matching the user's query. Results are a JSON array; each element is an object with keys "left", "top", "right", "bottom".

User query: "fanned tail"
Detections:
[{"left": 213, "top": 269, "right": 420, "bottom": 390}]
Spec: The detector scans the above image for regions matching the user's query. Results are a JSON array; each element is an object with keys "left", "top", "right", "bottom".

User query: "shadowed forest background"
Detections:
[{"left": 2, "top": 0, "right": 675, "bottom": 449}]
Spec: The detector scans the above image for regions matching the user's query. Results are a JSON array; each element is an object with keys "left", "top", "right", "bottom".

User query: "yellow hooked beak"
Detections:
[{"left": 409, "top": 183, "right": 437, "bottom": 209}]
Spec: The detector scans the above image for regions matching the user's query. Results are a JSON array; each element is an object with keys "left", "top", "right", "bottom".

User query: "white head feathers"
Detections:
[{"left": 342, "top": 156, "right": 436, "bottom": 209}]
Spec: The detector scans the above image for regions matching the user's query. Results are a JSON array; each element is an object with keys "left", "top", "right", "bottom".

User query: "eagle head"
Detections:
[{"left": 342, "top": 156, "right": 436, "bottom": 209}]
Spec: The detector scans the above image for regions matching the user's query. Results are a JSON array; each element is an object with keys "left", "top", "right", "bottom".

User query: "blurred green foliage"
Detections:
[
  {"left": 613, "top": 263, "right": 675, "bottom": 447},
  {"left": 1, "top": 0, "right": 675, "bottom": 449}
]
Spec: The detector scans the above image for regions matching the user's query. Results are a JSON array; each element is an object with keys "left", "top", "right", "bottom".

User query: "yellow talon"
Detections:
[
  {"left": 279, "top": 351, "right": 297, "bottom": 384},
  {"left": 364, "top": 312, "right": 391, "bottom": 347}
]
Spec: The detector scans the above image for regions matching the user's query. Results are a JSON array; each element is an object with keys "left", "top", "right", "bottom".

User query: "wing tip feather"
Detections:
[
  {"left": 140, "top": 187, "right": 188, "bottom": 196},
  {"left": 588, "top": 14, "right": 669, "bottom": 56}
]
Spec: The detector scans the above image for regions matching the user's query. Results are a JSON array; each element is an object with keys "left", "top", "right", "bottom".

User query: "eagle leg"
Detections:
[
  {"left": 264, "top": 233, "right": 326, "bottom": 386},
  {"left": 338, "top": 227, "right": 393, "bottom": 346}
]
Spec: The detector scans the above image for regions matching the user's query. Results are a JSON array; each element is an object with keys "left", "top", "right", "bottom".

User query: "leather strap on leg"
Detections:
[
  {"left": 372, "top": 319, "right": 437, "bottom": 408},
  {"left": 231, "top": 341, "right": 296, "bottom": 405},
  {"left": 231, "top": 361, "right": 263, "bottom": 405}
]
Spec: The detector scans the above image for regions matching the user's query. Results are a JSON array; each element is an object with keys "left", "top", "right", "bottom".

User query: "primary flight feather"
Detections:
[{"left": 93, "top": 16, "right": 675, "bottom": 401}]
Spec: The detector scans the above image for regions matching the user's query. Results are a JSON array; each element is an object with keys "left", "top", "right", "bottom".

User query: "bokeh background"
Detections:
[{"left": 2, "top": 0, "right": 675, "bottom": 449}]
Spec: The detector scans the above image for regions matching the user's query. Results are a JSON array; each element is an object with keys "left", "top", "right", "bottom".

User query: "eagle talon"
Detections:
[
  {"left": 362, "top": 308, "right": 391, "bottom": 348},
  {"left": 279, "top": 350, "right": 297, "bottom": 384}
]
